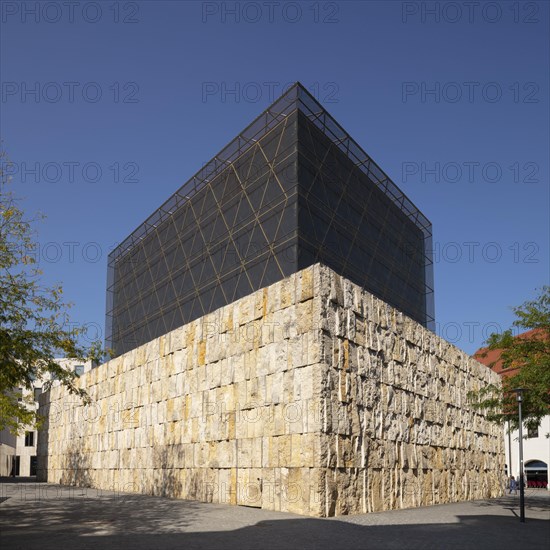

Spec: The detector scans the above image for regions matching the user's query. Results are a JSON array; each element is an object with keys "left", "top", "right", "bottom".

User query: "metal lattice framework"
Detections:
[{"left": 106, "top": 83, "right": 434, "bottom": 356}]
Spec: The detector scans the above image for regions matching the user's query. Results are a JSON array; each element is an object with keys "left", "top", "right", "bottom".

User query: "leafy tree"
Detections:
[
  {"left": 470, "top": 286, "right": 550, "bottom": 432},
  {"left": 0, "top": 149, "right": 98, "bottom": 434}
]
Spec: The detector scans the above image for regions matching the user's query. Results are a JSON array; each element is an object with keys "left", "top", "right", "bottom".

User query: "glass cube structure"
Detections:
[{"left": 106, "top": 83, "right": 434, "bottom": 356}]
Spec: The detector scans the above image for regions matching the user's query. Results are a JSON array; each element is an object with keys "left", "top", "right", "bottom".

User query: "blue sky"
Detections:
[{"left": 1, "top": 0, "right": 548, "bottom": 354}]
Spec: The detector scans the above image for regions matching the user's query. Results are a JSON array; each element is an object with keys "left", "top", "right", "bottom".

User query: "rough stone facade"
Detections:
[{"left": 37, "top": 264, "right": 504, "bottom": 516}]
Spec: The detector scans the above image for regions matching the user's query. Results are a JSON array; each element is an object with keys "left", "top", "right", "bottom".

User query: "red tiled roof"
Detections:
[{"left": 474, "top": 328, "right": 546, "bottom": 379}]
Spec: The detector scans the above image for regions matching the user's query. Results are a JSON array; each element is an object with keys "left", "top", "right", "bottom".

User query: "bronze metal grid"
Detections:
[
  {"left": 106, "top": 83, "right": 434, "bottom": 356},
  {"left": 296, "top": 110, "right": 433, "bottom": 327},
  {"left": 107, "top": 111, "right": 299, "bottom": 355}
]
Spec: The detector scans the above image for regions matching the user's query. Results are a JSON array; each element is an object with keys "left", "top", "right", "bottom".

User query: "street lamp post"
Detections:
[
  {"left": 512, "top": 388, "right": 526, "bottom": 523},
  {"left": 507, "top": 419, "right": 513, "bottom": 486}
]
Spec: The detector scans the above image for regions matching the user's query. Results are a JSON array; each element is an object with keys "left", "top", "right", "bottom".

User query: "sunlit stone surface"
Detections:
[{"left": 38, "top": 264, "right": 504, "bottom": 517}]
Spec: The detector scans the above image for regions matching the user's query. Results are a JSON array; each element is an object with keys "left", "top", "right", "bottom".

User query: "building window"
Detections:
[
  {"left": 527, "top": 426, "right": 539, "bottom": 439},
  {"left": 34, "top": 387, "right": 42, "bottom": 402},
  {"left": 24, "top": 431, "right": 35, "bottom": 447},
  {"left": 74, "top": 365, "right": 84, "bottom": 377}
]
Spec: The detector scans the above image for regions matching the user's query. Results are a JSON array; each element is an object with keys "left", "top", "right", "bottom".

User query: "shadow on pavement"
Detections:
[
  {"left": 473, "top": 493, "right": 550, "bottom": 513},
  {"left": 0, "top": 476, "right": 38, "bottom": 484},
  {"left": 1, "top": 489, "right": 549, "bottom": 550}
]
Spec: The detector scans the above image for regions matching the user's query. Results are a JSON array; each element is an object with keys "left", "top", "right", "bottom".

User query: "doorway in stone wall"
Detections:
[{"left": 30, "top": 456, "right": 38, "bottom": 476}]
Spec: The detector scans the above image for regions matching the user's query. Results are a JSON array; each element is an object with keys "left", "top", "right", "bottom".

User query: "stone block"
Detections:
[{"left": 39, "top": 264, "right": 504, "bottom": 518}]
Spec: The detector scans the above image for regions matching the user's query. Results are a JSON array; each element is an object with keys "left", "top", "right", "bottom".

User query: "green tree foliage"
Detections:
[
  {"left": 470, "top": 286, "right": 550, "bottom": 431},
  {"left": 0, "top": 149, "right": 97, "bottom": 434}
]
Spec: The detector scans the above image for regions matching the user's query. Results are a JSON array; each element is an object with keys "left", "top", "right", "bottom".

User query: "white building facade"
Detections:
[
  {"left": 0, "top": 359, "right": 92, "bottom": 477},
  {"left": 474, "top": 330, "right": 549, "bottom": 492},
  {"left": 503, "top": 415, "right": 550, "bottom": 490}
]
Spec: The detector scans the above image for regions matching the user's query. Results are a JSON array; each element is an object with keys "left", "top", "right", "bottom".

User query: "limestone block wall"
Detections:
[
  {"left": 37, "top": 264, "right": 504, "bottom": 516},
  {"left": 316, "top": 268, "right": 504, "bottom": 514}
]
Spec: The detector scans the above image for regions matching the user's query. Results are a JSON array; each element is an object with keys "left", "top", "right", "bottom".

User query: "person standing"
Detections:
[{"left": 509, "top": 476, "right": 518, "bottom": 495}]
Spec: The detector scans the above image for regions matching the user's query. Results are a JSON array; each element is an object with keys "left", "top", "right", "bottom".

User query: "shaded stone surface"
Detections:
[{"left": 1, "top": 481, "right": 548, "bottom": 550}]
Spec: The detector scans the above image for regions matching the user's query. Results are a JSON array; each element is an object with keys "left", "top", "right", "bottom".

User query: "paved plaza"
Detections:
[{"left": 1, "top": 479, "right": 548, "bottom": 550}]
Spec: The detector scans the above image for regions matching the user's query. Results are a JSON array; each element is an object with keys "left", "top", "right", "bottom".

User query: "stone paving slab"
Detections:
[{"left": 0, "top": 480, "right": 548, "bottom": 550}]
